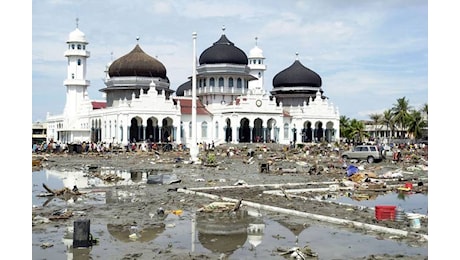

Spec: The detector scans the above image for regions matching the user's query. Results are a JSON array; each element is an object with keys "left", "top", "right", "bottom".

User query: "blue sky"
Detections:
[{"left": 31, "top": 0, "right": 428, "bottom": 122}]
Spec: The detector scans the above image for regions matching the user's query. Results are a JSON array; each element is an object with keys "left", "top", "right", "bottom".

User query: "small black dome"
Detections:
[
  {"left": 175, "top": 79, "right": 191, "bottom": 96},
  {"left": 108, "top": 44, "right": 167, "bottom": 78},
  {"left": 273, "top": 60, "right": 322, "bottom": 88},
  {"left": 199, "top": 34, "right": 248, "bottom": 65}
]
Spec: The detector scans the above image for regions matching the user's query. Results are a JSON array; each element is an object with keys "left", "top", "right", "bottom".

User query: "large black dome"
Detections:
[
  {"left": 273, "top": 60, "right": 322, "bottom": 88},
  {"left": 175, "top": 79, "right": 191, "bottom": 96},
  {"left": 199, "top": 34, "right": 248, "bottom": 65},
  {"left": 108, "top": 44, "right": 167, "bottom": 78}
]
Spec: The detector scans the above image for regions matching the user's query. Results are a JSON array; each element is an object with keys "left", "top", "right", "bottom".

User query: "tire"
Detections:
[{"left": 367, "top": 156, "right": 375, "bottom": 163}]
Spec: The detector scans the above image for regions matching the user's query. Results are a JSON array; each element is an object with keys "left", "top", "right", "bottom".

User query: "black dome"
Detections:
[
  {"left": 108, "top": 44, "right": 167, "bottom": 78},
  {"left": 199, "top": 34, "right": 248, "bottom": 65},
  {"left": 175, "top": 79, "right": 191, "bottom": 96},
  {"left": 273, "top": 60, "right": 322, "bottom": 88}
]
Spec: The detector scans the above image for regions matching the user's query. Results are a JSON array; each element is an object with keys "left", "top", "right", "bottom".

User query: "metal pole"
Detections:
[{"left": 189, "top": 32, "right": 199, "bottom": 162}]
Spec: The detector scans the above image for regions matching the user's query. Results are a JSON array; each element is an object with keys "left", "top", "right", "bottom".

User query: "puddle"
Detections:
[
  {"left": 324, "top": 191, "right": 428, "bottom": 215},
  {"left": 32, "top": 168, "right": 428, "bottom": 259}
]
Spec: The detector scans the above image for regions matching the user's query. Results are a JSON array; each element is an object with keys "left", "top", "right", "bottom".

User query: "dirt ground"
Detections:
[{"left": 32, "top": 143, "right": 428, "bottom": 259}]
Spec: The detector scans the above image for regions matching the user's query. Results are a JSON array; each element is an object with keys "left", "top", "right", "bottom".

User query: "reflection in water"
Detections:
[
  {"left": 62, "top": 225, "right": 92, "bottom": 260},
  {"left": 196, "top": 208, "right": 265, "bottom": 256},
  {"left": 107, "top": 223, "right": 166, "bottom": 243}
]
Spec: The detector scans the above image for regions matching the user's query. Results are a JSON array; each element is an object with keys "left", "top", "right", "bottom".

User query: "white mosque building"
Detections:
[{"left": 46, "top": 23, "right": 340, "bottom": 147}]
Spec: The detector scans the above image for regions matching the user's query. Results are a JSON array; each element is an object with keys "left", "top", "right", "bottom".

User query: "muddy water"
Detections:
[{"left": 32, "top": 168, "right": 428, "bottom": 259}]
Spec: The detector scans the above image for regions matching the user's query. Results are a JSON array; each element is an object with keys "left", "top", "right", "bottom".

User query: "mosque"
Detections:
[{"left": 45, "top": 23, "right": 340, "bottom": 148}]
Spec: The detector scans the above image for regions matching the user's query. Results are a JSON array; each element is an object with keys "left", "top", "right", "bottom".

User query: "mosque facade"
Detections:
[{"left": 46, "top": 25, "right": 340, "bottom": 147}]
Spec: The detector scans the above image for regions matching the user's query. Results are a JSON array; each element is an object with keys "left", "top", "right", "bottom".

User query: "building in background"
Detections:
[
  {"left": 45, "top": 23, "right": 340, "bottom": 147},
  {"left": 32, "top": 122, "right": 47, "bottom": 146}
]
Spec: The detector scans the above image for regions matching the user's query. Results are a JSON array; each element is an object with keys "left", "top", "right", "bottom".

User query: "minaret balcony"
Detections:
[
  {"left": 63, "top": 79, "right": 90, "bottom": 86},
  {"left": 64, "top": 50, "right": 90, "bottom": 57}
]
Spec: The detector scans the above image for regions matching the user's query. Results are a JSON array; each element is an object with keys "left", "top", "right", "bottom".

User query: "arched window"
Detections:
[
  {"left": 210, "top": 78, "right": 215, "bottom": 87},
  {"left": 201, "top": 121, "right": 208, "bottom": 138},
  {"left": 71, "top": 44, "right": 75, "bottom": 49},
  {"left": 215, "top": 121, "right": 219, "bottom": 139},
  {"left": 229, "top": 78, "right": 234, "bottom": 88},
  {"left": 77, "top": 59, "right": 81, "bottom": 66},
  {"left": 189, "top": 122, "right": 192, "bottom": 138},
  {"left": 77, "top": 44, "right": 81, "bottom": 50},
  {"left": 218, "top": 77, "right": 224, "bottom": 87},
  {"left": 180, "top": 121, "right": 184, "bottom": 138},
  {"left": 284, "top": 123, "right": 289, "bottom": 139},
  {"left": 237, "top": 78, "right": 242, "bottom": 88}
]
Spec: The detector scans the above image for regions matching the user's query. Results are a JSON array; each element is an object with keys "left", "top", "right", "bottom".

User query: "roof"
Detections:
[
  {"left": 174, "top": 98, "right": 212, "bottom": 116},
  {"left": 108, "top": 44, "right": 167, "bottom": 78},
  {"left": 92, "top": 101, "right": 106, "bottom": 109}
]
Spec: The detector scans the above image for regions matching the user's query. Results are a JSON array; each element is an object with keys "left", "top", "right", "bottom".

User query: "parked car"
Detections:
[{"left": 341, "top": 145, "right": 383, "bottom": 163}]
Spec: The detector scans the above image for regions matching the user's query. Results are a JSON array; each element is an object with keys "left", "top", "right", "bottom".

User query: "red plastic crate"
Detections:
[{"left": 375, "top": 205, "right": 396, "bottom": 220}]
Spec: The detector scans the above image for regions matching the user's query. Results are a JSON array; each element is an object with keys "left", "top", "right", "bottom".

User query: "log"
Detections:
[{"left": 42, "top": 183, "right": 82, "bottom": 196}]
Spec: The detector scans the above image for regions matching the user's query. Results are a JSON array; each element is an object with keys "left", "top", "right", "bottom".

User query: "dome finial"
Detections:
[
  {"left": 255, "top": 37, "right": 258, "bottom": 46},
  {"left": 222, "top": 25, "right": 226, "bottom": 34},
  {"left": 136, "top": 36, "right": 140, "bottom": 43},
  {"left": 295, "top": 52, "right": 299, "bottom": 60},
  {"left": 76, "top": 17, "right": 79, "bottom": 28}
]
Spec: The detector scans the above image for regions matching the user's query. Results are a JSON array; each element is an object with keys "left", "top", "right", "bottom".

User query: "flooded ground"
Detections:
[{"left": 32, "top": 144, "right": 428, "bottom": 259}]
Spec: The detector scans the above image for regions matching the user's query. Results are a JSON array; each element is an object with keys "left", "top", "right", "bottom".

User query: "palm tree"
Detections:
[
  {"left": 369, "top": 113, "right": 382, "bottom": 140},
  {"left": 381, "top": 109, "right": 395, "bottom": 141},
  {"left": 407, "top": 110, "right": 427, "bottom": 140},
  {"left": 391, "top": 97, "right": 412, "bottom": 137},
  {"left": 340, "top": 115, "right": 351, "bottom": 142},
  {"left": 349, "top": 119, "right": 368, "bottom": 144}
]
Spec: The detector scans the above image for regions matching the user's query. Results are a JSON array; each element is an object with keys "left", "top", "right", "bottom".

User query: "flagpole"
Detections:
[{"left": 189, "top": 32, "right": 199, "bottom": 162}]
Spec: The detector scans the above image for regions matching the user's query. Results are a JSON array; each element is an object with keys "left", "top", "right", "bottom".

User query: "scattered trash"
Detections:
[
  {"left": 197, "top": 201, "right": 237, "bottom": 213},
  {"left": 147, "top": 174, "right": 181, "bottom": 185},
  {"left": 40, "top": 242, "right": 54, "bottom": 249},
  {"left": 277, "top": 245, "right": 318, "bottom": 259},
  {"left": 346, "top": 165, "right": 359, "bottom": 177},
  {"left": 234, "top": 179, "right": 248, "bottom": 186}
]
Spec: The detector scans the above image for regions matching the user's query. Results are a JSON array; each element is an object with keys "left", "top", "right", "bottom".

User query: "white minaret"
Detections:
[
  {"left": 248, "top": 37, "right": 266, "bottom": 93},
  {"left": 63, "top": 18, "right": 90, "bottom": 117}
]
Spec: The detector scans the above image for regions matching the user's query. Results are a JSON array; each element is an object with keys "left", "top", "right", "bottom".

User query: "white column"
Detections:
[{"left": 189, "top": 32, "right": 199, "bottom": 162}]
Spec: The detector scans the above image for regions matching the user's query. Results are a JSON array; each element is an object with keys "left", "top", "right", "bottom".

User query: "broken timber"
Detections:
[{"left": 38, "top": 183, "right": 82, "bottom": 197}]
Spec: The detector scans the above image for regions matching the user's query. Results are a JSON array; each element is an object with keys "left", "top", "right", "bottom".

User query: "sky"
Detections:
[
  {"left": 31, "top": 0, "right": 429, "bottom": 123},
  {"left": 4, "top": 1, "right": 460, "bottom": 257}
]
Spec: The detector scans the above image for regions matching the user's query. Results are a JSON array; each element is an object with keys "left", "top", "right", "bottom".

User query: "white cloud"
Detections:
[{"left": 32, "top": 0, "right": 428, "bottom": 122}]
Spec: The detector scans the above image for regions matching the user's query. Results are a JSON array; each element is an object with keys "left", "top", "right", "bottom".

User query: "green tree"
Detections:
[
  {"left": 381, "top": 109, "right": 395, "bottom": 140},
  {"left": 391, "top": 97, "right": 412, "bottom": 135},
  {"left": 407, "top": 110, "right": 427, "bottom": 139},
  {"left": 349, "top": 119, "right": 368, "bottom": 144},
  {"left": 369, "top": 113, "right": 382, "bottom": 140},
  {"left": 340, "top": 115, "right": 351, "bottom": 141}
]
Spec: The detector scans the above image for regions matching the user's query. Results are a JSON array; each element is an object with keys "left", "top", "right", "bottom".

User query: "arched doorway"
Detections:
[
  {"left": 225, "top": 118, "right": 232, "bottom": 142},
  {"left": 146, "top": 117, "right": 159, "bottom": 142},
  {"left": 303, "top": 121, "right": 313, "bottom": 143},
  {"left": 267, "top": 118, "right": 277, "bottom": 143},
  {"left": 325, "top": 121, "right": 334, "bottom": 142},
  {"left": 315, "top": 121, "right": 324, "bottom": 142},
  {"left": 161, "top": 117, "right": 173, "bottom": 143},
  {"left": 129, "top": 117, "right": 143, "bottom": 142},
  {"left": 252, "top": 118, "right": 263, "bottom": 143},
  {"left": 239, "top": 118, "right": 250, "bottom": 143}
]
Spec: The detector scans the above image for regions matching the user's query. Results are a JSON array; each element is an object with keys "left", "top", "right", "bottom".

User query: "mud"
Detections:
[{"left": 32, "top": 143, "right": 428, "bottom": 259}]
